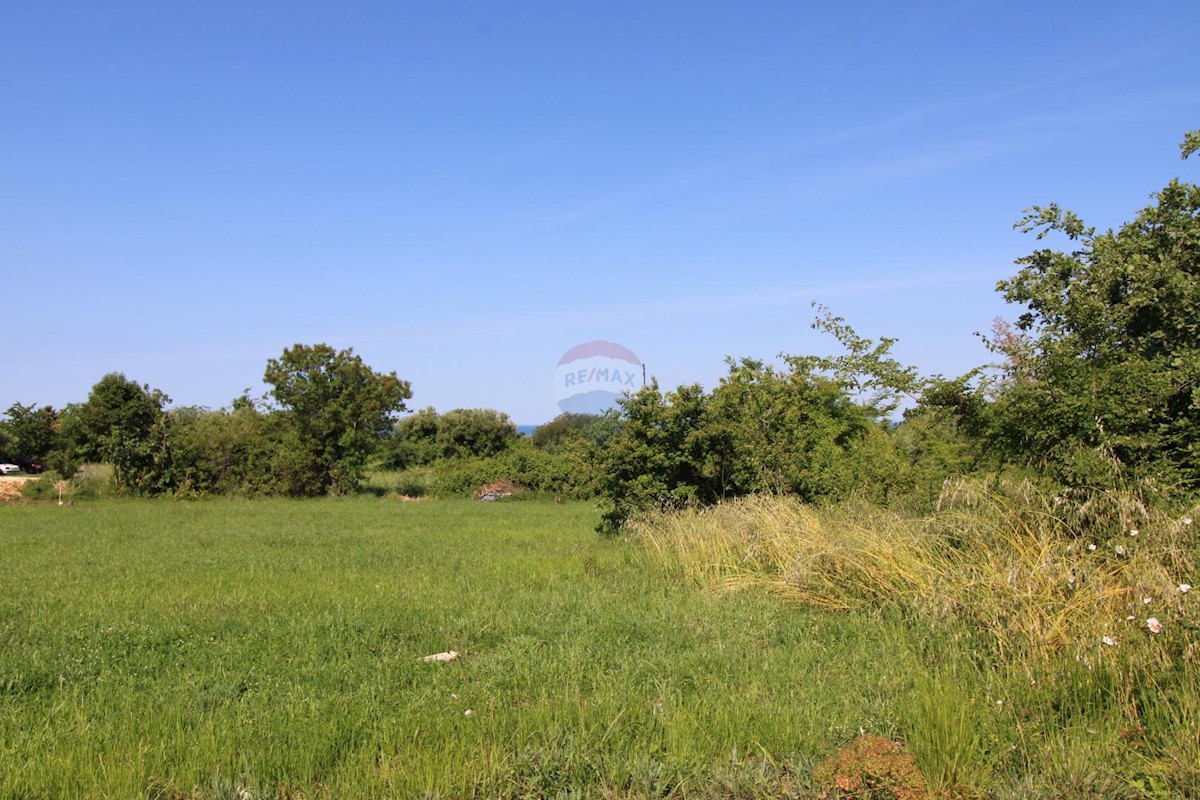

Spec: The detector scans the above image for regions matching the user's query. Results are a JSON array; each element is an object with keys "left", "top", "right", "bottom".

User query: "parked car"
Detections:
[
  {"left": 12, "top": 458, "right": 46, "bottom": 474},
  {"left": 0, "top": 463, "right": 22, "bottom": 475}
]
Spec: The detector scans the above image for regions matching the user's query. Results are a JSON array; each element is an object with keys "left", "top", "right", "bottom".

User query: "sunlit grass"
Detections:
[
  {"left": 3, "top": 497, "right": 928, "bottom": 799},
  {"left": 634, "top": 483, "right": 1200, "bottom": 797}
]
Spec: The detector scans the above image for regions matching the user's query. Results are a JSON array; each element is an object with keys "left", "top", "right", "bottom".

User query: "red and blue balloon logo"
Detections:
[{"left": 554, "top": 341, "right": 642, "bottom": 414}]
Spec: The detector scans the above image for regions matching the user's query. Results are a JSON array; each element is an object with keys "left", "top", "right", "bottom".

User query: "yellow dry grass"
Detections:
[{"left": 633, "top": 481, "right": 1198, "bottom": 663}]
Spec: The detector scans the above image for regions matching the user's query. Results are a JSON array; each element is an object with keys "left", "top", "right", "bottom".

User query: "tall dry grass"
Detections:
[
  {"left": 633, "top": 479, "right": 1197, "bottom": 664},
  {"left": 634, "top": 479, "right": 1200, "bottom": 794}
]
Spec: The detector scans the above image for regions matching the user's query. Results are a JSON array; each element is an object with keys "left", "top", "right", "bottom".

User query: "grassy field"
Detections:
[
  {"left": 2, "top": 497, "right": 931, "bottom": 799},
  {"left": 636, "top": 490, "right": 1200, "bottom": 799}
]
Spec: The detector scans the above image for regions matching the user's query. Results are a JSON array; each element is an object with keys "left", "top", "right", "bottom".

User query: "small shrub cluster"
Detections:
[{"left": 431, "top": 437, "right": 597, "bottom": 498}]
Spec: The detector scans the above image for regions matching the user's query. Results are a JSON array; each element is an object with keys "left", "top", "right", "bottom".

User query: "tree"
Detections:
[
  {"left": 707, "top": 357, "right": 882, "bottom": 501},
  {"left": 379, "top": 406, "right": 442, "bottom": 469},
  {"left": 597, "top": 381, "right": 722, "bottom": 532},
  {"left": 988, "top": 132, "right": 1200, "bottom": 489},
  {"left": 531, "top": 412, "right": 622, "bottom": 452},
  {"left": 263, "top": 344, "right": 412, "bottom": 495},
  {"left": 166, "top": 404, "right": 286, "bottom": 495},
  {"left": 434, "top": 408, "right": 517, "bottom": 459},
  {"left": 68, "top": 373, "right": 171, "bottom": 491},
  {"left": 2, "top": 403, "right": 59, "bottom": 463}
]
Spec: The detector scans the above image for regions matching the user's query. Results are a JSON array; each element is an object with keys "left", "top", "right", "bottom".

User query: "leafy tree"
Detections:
[
  {"left": 597, "top": 381, "right": 722, "bottom": 532},
  {"left": 166, "top": 404, "right": 286, "bottom": 495},
  {"left": 380, "top": 407, "right": 517, "bottom": 469},
  {"left": 263, "top": 344, "right": 412, "bottom": 495},
  {"left": 434, "top": 408, "right": 517, "bottom": 459},
  {"left": 379, "top": 406, "right": 442, "bottom": 469},
  {"left": 2, "top": 403, "right": 59, "bottom": 463},
  {"left": 596, "top": 346, "right": 927, "bottom": 531},
  {"left": 707, "top": 357, "right": 881, "bottom": 500},
  {"left": 986, "top": 134, "right": 1200, "bottom": 489},
  {"left": 56, "top": 373, "right": 171, "bottom": 491},
  {"left": 532, "top": 412, "right": 622, "bottom": 452}
]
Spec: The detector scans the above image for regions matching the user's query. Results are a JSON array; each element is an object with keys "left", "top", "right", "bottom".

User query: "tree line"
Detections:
[
  {"left": 1, "top": 344, "right": 411, "bottom": 497},
  {"left": 4, "top": 132, "right": 1198, "bottom": 524}
]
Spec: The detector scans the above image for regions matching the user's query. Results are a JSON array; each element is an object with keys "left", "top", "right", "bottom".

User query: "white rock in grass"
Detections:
[{"left": 421, "top": 650, "right": 459, "bottom": 663}]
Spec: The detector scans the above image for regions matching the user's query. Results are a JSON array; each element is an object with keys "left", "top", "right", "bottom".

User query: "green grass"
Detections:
[
  {"left": 635, "top": 489, "right": 1200, "bottom": 798},
  {"left": 1, "top": 497, "right": 928, "bottom": 799}
]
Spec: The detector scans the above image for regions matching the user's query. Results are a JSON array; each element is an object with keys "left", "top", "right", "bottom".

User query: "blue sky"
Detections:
[{"left": 3, "top": 1, "right": 1197, "bottom": 424}]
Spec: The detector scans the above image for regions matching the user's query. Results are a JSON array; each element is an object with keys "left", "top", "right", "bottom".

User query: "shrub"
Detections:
[
  {"left": 433, "top": 438, "right": 597, "bottom": 498},
  {"left": 19, "top": 471, "right": 66, "bottom": 502}
]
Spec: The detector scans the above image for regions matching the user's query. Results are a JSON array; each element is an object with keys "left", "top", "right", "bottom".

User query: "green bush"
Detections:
[
  {"left": 433, "top": 438, "right": 597, "bottom": 498},
  {"left": 18, "top": 471, "right": 65, "bottom": 502}
]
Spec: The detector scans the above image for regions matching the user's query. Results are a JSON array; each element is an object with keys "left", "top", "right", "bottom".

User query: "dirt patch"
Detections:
[
  {"left": 0, "top": 476, "right": 35, "bottom": 502},
  {"left": 812, "top": 735, "right": 928, "bottom": 799},
  {"left": 475, "top": 479, "right": 516, "bottom": 501}
]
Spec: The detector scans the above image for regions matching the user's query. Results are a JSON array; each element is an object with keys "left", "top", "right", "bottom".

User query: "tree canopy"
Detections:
[
  {"left": 984, "top": 142, "right": 1200, "bottom": 489},
  {"left": 263, "top": 344, "right": 412, "bottom": 494}
]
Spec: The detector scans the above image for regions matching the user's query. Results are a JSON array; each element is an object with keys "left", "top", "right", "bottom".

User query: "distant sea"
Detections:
[{"left": 516, "top": 424, "right": 540, "bottom": 437}]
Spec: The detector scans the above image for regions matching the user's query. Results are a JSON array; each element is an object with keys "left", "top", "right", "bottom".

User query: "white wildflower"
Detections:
[
  {"left": 1127, "top": 615, "right": 1136, "bottom": 621},
  {"left": 1102, "top": 635, "right": 1117, "bottom": 647},
  {"left": 1129, "top": 528, "right": 1139, "bottom": 537},
  {"left": 463, "top": 708, "right": 474, "bottom": 717},
  {"left": 1143, "top": 597, "right": 1153, "bottom": 605},
  {"left": 1183, "top": 516, "right": 1194, "bottom": 527},
  {"left": 1179, "top": 584, "right": 1192, "bottom": 594},
  {"left": 1087, "top": 543, "right": 1097, "bottom": 551},
  {"left": 1147, "top": 618, "right": 1162, "bottom": 634},
  {"left": 1115, "top": 544, "right": 1127, "bottom": 556}
]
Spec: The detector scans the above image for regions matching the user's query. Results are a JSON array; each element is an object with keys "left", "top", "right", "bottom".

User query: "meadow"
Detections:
[
  {"left": 2, "top": 497, "right": 927, "bottom": 800},
  {"left": 3, "top": 490, "right": 1196, "bottom": 799}
]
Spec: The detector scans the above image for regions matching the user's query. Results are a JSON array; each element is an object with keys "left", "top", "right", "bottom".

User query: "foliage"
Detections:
[
  {"left": 1, "top": 402, "right": 58, "bottom": 463},
  {"left": 708, "top": 356, "right": 889, "bottom": 501},
  {"left": 981, "top": 143, "right": 1200, "bottom": 491},
  {"left": 65, "top": 373, "right": 171, "bottom": 492},
  {"left": 1181, "top": 128, "right": 1199, "bottom": 160},
  {"left": 378, "top": 406, "right": 442, "bottom": 469},
  {"left": 805, "top": 303, "right": 925, "bottom": 415},
  {"left": 597, "top": 356, "right": 908, "bottom": 531},
  {"left": 433, "top": 407, "right": 517, "bottom": 459},
  {"left": 597, "top": 380, "right": 720, "bottom": 531},
  {"left": 263, "top": 344, "right": 412, "bottom": 495},
  {"left": 432, "top": 437, "right": 597, "bottom": 498},
  {"left": 165, "top": 404, "right": 289, "bottom": 496},
  {"left": 530, "top": 411, "right": 622, "bottom": 452},
  {"left": 379, "top": 407, "right": 517, "bottom": 469}
]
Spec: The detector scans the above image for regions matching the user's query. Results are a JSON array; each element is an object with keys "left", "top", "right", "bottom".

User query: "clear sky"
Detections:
[{"left": 3, "top": 1, "right": 1197, "bottom": 424}]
